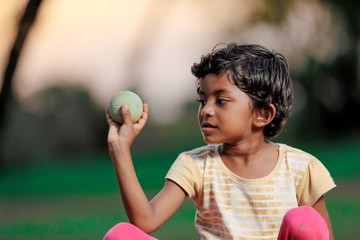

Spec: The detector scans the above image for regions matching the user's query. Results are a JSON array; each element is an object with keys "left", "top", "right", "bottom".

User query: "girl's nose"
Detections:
[{"left": 201, "top": 102, "right": 215, "bottom": 117}]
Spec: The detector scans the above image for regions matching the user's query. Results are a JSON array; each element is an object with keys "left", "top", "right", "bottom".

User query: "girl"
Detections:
[{"left": 104, "top": 43, "right": 336, "bottom": 240}]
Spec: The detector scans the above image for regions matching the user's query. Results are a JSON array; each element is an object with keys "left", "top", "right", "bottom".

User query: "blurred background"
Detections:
[{"left": 0, "top": 0, "right": 359, "bottom": 239}]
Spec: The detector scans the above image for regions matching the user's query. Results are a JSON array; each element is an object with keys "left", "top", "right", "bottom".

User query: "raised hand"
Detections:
[{"left": 106, "top": 103, "right": 149, "bottom": 148}]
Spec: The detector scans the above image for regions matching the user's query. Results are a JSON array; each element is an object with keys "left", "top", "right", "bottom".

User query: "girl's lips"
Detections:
[
  {"left": 201, "top": 122, "right": 217, "bottom": 133},
  {"left": 202, "top": 122, "right": 216, "bottom": 128}
]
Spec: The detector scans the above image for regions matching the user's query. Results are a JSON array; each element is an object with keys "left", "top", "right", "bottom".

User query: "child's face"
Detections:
[{"left": 197, "top": 73, "right": 256, "bottom": 145}]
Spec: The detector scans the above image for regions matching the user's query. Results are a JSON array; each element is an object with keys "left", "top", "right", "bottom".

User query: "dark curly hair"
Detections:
[{"left": 191, "top": 43, "right": 293, "bottom": 139}]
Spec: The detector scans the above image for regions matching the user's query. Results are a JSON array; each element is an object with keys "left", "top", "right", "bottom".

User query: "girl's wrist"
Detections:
[
  {"left": 109, "top": 140, "right": 132, "bottom": 154},
  {"left": 109, "top": 144, "right": 133, "bottom": 165}
]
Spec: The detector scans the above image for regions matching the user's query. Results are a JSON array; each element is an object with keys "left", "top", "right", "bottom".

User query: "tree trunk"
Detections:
[{"left": 0, "top": 0, "right": 42, "bottom": 164}]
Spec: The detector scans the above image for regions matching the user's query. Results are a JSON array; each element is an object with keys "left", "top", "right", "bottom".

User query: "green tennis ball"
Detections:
[{"left": 109, "top": 91, "right": 143, "bottom": 124}]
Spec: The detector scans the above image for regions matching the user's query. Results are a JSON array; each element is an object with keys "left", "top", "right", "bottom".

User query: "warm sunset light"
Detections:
[{"left": 1, "top": 0, "right": 345, "bottom": 123}]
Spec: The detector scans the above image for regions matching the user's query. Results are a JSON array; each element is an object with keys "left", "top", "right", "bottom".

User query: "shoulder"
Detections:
[
  {"left": 280, "top": 143, "right": 320, "bottom": 166},
  {"left": 181, "top": 144, "right": 218, "bottom": 159},
  {"left": 278, "top": 144, "right": 336, "bottom": 205},
  {"left": 166, "top": 145, "right": 218, "bottom": 198},
  {"left": 175, "top": 144, "right": 219, "bottom": 172},
  {"left": 279, "top": 143, "right": 333, "bottom": 180},
  {"left": 169, "top": 144, "right": 218, "bottom": 170}
]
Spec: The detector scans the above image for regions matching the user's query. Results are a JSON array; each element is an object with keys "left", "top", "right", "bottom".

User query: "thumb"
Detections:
[{"left": 121, "top": 104, "right": 133, "bottom": 125}]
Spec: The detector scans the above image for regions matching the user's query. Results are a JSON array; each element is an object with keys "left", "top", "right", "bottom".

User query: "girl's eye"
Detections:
[
  {"left": 216, "top": 99, "right": 228, "bottom": 105},
  {"left": 197, "top": 99, "right": 206, "bottom": 106}
]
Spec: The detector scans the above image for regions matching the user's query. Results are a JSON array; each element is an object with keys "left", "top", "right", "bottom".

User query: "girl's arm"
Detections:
[
  {"left": 106, "top": 104, "right": 187, "bottom": 234},
  {"left": 312, "top": 196, "right": 334, "bottom": 240}
]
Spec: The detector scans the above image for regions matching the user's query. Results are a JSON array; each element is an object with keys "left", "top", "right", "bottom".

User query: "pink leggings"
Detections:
[{"left": 103, "top": 206, "right": 329, "bottom": 240}]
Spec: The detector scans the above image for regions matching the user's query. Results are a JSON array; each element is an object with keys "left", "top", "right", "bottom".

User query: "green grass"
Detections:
[
  {"left": 0, "top": 143, "right": 359, "bottom": 239},
  {"left": 327, "top": 191, "right": 360, "bottom": 239},
  {"left": 0, "top": 154, "right": 198, "bottom": 240}
]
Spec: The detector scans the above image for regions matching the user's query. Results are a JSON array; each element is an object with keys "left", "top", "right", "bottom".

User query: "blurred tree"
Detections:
[
  {"left": 246, "top": 0, "right": 360, "bottom": 142},
  {"left": 261, "top": 0, "right": 295, "bottom": 23},
  {"left": 1, "top": 0, "right": 359, "bottom": 168},
  {"left": 295, "top": 0, "right": 360, "bottom": 140},
  {"left": 0, "top": 0, "right": 42, "bottom": 166},
  {"left": 0, "top": 87, "right": 108, "bottom": 166}
]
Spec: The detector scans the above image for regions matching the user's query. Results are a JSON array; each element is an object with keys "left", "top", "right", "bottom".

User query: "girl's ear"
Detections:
[{"left": 253, "top": 104, "right": 276, "bottom": 128}]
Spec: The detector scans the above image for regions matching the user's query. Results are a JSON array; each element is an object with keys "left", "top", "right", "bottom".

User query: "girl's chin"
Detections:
[{"left": 203, "top": 137, "right": 221, "bottom": 145}]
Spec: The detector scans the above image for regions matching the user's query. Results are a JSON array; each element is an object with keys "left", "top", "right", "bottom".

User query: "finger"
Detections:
[
  {"left": 105, "top": 105, "right": 112, "bottom": 124},
  {"left": 105, "top": 105, "right": 116, "bottom": 125},
  {"left": 106, "top": 113, "right": 120, "bottom": 144},
  {"left": 105, "top": 105, "right": 109, "bottom": 116},
  {"left": 134, "top": 103, "right": 148, "bottom": 135},
  {"left": 143, "top": 103, "right": 149, "bottom": 116},
  {"left": 121, "top": 104, "right": 133, "bottom": 126},
  {"left": 136, "top": 103, "right": 149, "bottom": 126}
]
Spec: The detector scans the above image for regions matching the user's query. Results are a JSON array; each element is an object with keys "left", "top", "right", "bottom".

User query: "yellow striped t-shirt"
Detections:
[{"left": 165, "top": 143, "right": 336, "bottom": 240}]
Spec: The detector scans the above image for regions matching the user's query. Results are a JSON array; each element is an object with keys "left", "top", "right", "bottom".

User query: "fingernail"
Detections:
[{"left": 122, "top": 104, "right": 128, "bottom": 111}]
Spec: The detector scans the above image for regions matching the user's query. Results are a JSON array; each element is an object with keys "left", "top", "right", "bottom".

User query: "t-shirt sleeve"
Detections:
[
  {"left": 297, "top": 156, "right": 336, "bottom": 206},
  {"left": 165, "top": 152, "right": 202, "bottom": 199}
]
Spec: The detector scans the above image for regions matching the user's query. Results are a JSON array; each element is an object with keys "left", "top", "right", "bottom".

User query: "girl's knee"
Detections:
[
  {"left": 103, "top": 222, "right": 158, "bottom": 240},
  {"left": 278, "top": 206, "right": 329, "bottom": 240}
]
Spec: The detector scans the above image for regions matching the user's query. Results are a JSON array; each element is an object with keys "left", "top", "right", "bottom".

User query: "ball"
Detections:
[{"left": 109, "top": 91, "right": 143, "bottom": 124}]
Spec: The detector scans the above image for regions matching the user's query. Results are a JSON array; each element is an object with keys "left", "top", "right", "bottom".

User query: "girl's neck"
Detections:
[
  {"left": 219, "top": 140, "right": 279, "bottom": 179},
  {"left": 220, "top": 139, "right": 271, "bottom": 163}
]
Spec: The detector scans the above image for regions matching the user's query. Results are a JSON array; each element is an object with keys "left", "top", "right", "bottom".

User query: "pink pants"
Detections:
[
  {"left": 103, "top": 206, "right": 329, "bottom": 240},
  {"left": 277, "top": 206, "right": 329, "bottom": 240}
]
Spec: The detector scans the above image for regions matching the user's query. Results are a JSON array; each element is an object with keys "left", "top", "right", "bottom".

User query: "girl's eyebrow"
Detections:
[{"left": 198, "top": 89, "right": 230, "bottom": 96}]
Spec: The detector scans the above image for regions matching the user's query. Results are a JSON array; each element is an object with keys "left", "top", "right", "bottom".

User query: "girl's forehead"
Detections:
[
  {"left": 197, "top": 74, "right": 243, "bottom": 97},
  {"left": 198, "top": 73, "right": 236, "bottom": 90}
]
